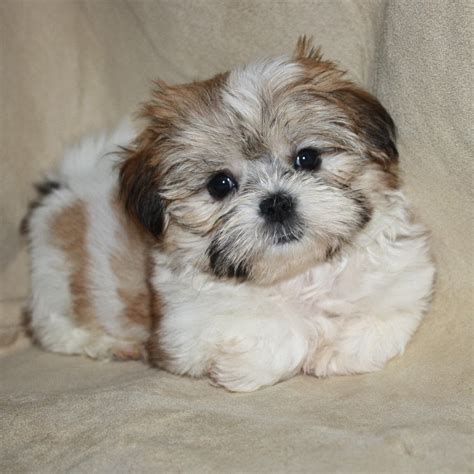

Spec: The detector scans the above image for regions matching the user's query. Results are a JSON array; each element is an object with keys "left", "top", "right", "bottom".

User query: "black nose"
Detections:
[{"left": 259, "top": 193, "right": 294, "bottom": 223}]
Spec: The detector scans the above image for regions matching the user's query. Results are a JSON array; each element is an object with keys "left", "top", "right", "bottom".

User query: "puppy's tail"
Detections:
[{"left": 20, "top": 119, "right": 136, "bottom": 236}]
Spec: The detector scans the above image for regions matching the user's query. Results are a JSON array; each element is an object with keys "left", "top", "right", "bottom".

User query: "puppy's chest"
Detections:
[
  {"left": 274, "top": 255, "right": 373, "bottom": 319},
  {"left": 153, "top": 252, "right": 373, "bottom": 322}
]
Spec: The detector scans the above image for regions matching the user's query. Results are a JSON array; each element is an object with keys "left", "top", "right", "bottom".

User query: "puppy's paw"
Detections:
[
  {"left": 209, "top": 364, "right": 271, "bottom": 392},
  {"left": 82, "top": 335, "right": 146, "bottom": 362},
  {"left": 208, "top": 337, "right": 302, "bottom": 392},
  {"left": 305, "top": 344, "right": 384, "bottom": 378},
  {"left": 209, "top": 370, "right": 265, "bottom": 392},
  {"left": 112, "top": 342, "right": 146, "bottom": 361},
  {"left": 207, "top": 339, "right": 278, "bottom": 392}
]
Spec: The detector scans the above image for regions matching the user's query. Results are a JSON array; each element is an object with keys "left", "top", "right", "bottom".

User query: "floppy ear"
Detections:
[
  {"left": 294, "top": 36, "right": 398, "bottom": 167},
  {"left": 119, "top": 138, "right": 166, "bottom": 238},
  {"left": 119, "top": 80, "right": 181, "bottom": 238},
  {"left": 120, "top": 75, "right": 230, "bottom": 237},
  {"left": 333, "top": 86, "right": 398, "bottom": 166}
]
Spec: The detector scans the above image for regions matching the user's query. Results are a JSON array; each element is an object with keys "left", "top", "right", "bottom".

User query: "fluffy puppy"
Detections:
[{"left": 24, "top": 38, "right": 435, "bottom": 391}]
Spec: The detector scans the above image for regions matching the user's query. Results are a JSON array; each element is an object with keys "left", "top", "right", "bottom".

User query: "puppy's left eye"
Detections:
[
  {"left": 294, "top": 148, "right": 321, "bottom": 171},
  {"left": 207, "top": 172, "right": 238, "bottom": 199}
]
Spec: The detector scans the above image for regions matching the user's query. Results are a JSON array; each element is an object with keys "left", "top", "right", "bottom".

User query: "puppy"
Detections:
[{"left": 23, "top": 38, "right": 435, "bottom": 391}]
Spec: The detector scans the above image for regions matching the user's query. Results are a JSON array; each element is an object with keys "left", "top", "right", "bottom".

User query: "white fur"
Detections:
[{"left": 224, "top": 57, "right": 304, "bottom": 124}]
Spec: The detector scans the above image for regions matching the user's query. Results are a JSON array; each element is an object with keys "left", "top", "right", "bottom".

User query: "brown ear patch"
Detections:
[
  {"left": 119, "top": 73, "right": 229, "bottom": 239},
  {"left": 332, "top": 87, "right": 398, "bottom": 166},
  {"left": 293, "top": 36, "right": 398, "bottom": 167},
  {"left": 120, "top": 148, "right": 166, "bottom": 239}
]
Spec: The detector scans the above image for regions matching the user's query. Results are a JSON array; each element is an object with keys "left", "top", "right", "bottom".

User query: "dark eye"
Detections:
[
  {"left": 294, "top": 148, "right": 321, "bottom": 171},
  {"left": 207, "top": 172, "right": 238, "bottom": 199}
]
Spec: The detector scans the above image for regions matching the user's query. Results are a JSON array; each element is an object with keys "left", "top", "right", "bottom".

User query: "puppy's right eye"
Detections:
[
  {"left": 294, "top": 148, "right": 321, "bottom": 171},
  {"left": 207, "top": 172, "right": 238, "bottom": 199}
]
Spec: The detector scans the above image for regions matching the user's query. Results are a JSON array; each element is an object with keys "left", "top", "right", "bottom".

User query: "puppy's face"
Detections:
[{"left": 121, "top": 38, "right": 398, "bottom": 284}]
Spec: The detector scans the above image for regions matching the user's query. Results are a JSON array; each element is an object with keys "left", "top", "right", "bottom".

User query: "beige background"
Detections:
[{"left": 0, "top": 1, "right": 472, "bottom": 472}]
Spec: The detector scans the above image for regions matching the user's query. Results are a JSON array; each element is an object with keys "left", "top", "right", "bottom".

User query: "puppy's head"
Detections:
[{"left": 120, "top": 37, "right": 398, "bottom": 284}]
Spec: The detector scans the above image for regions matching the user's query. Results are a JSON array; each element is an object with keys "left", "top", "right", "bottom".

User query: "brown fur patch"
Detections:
[
  {"left": 146, "top": 331, "right": 169, "bottom": 368},
  {"left": 144, "top": 259, "right": 168, "bottom": 367},
  {"left": 146, "top": 298, "right": 175, "bottom": 370},
  {"left": 110, "top": 197, "right": 154, "bottom": 331},
  {"left": 51, "top": 201, "right": 98, "bottom": 328}
]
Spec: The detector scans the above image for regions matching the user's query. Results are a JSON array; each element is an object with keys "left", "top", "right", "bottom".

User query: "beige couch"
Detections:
[{"left": 1, "top": 1, "right": 472, "bottom": 472}]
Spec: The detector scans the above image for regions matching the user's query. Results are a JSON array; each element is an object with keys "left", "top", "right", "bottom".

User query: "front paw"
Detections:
[
  {"left": 305, "top": 345, "right": 384, "bottom": 378},
  {"left": 208, "top": 339, "right": 299, "bottom": 392},
  {"left": 304, "top": 346, "right": 340, "bottom": 378},
  {"left": 208, "top": 345, "right": 273, "bottom": 392},
  {"left": 209, "top": 366, "right": 268, "bottom": 392}
]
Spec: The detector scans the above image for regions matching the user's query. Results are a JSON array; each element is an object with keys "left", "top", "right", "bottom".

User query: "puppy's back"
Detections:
[{"left": 23, "top": 122, "right": 152, "bottom": 360}]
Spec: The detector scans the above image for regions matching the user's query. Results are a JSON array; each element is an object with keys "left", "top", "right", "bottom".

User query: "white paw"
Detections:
[
  {"left": 82, "top": 335, "right": 145, "bottom": 362},
  {"left": 208, "top": 337, "right": 301, "bottom": 392},
  {"left": 208, "top": 366, "right": 270, "bottom": 392},
  {"left": 305, "top": 344, "right": 384, "bottom": 378},
  {"left": 208, "top": 341, "right": 275, "bottom": 392}
]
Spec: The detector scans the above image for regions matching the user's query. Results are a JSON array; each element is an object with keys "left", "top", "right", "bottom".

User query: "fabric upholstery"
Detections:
[{"left": 1, "top": 1, "right": 471, "bottom": 471}]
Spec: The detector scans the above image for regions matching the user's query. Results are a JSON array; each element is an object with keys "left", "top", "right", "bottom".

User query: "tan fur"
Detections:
[
  {"left": 51, "top": 201, "right": 99, "bottom": 329},
  {"left": 145, "top": 258, "right": 167, "bottom": 366},
  {"left": 146, "top": 328, "right": 170, "bottom": 368},
  {"left": 293, "top": 35, "right": 323, "bottom": 61},
  {"left": 110, "top": 197, "right": 153, "bottom": 331}
]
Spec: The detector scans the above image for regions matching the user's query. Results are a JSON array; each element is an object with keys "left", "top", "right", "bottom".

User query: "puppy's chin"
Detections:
[
  {"left": 251, "top": 241, "right": 332, "bottom": 285},
  {"left": 205, "top": 230, "right": 344, "bottom": 286}
]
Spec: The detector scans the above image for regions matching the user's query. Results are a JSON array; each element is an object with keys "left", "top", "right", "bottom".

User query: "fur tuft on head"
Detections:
[{"left": 293, "top": 35, "right": 323, "bottom": 61}]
